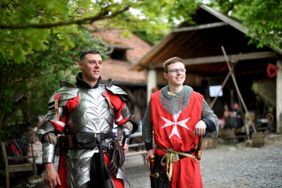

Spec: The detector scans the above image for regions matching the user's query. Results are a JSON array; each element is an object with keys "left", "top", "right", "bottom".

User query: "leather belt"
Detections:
[{"left": 58, "top": 132, "right": 114, "bottom": 150}]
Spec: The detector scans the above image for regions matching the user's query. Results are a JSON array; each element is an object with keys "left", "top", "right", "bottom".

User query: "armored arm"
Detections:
[
  {"left": 37, "top": 110, "right": 61, "bottom": 163},
  {"left": 37, "top": 86, "right": 78, "bottom": 163},
  {"left": 114, "top": 96, "right": 137, "bottom": 146},
  {"left": 105, "top": 85, "right": 137, "bottom": 145}
]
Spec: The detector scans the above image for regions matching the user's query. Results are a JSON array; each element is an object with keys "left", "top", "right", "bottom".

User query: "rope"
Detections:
[{"left": 158, "top": 147, "right": 199, "bottom": 181}]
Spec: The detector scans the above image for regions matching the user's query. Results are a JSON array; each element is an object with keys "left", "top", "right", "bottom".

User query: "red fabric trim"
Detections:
[
  {"left": 104, "top": 153, "right": 124, "bottom": 188},
  {"left": 48, "top": 96, "right": 79, "bottom": 132},
  {"left": 104, "top": 91, "right": 123, "bottom": 110},
  {"left": 103, "top": 91, "right": 128, "bottom": 126},
  {"left": 112, "top": 176, "right": 124, "bottom": 188},
  {"left": 54, "top": 93, "right": 61, "bottom": 100},
  {"left": 57, "top": 154, "right": 67, "bottom": 188},
  {"left": 48, "top": 120, "right": 65, "bottom": 132},
  {"left": 65, "top": 95, "right": 79, "bottom": 112},
  {"left": 56, "top": 153, "right": 124, "bottom": 188},
  {"left": 115, "top": 102, "right": 129, "bottom": 126}
]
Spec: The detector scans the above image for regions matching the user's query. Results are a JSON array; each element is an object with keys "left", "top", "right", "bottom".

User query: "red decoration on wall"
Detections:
[{"left": 267, "top": 63, "right": 279, "bottom": 78}]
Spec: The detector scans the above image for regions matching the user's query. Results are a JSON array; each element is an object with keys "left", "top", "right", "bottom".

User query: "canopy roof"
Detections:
[{"left": 132, "top": 4, "right": 280, "bottom": 77}]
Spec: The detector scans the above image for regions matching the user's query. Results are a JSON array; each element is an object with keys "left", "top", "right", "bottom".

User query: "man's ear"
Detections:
[
  {"left": 78, "top": 61, "right": 83, "bottom": 70},
  {"left": 163, "top": 72, "right": 168, "bottom": 79}
]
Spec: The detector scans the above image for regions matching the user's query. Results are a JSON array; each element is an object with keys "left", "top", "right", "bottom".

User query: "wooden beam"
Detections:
[
  {"left": 147, "top": 69, "right": 157, "bottom": 102},
  {"left": 173, "top": 22, "right": 228, "bottom": 33},
  {"left": 200, "top": 4, "right": 248, "bottom": 34},
  {"left": 149, "top": 51, "right": 277, "bottom": 68},
  {"left": 277, "top": 60, "right": 282, "bottom": 134}
]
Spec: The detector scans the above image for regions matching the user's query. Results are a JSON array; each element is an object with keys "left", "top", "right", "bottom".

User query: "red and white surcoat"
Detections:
[{"left": 150, "top": 90, "right": 204, "bottom": 188}]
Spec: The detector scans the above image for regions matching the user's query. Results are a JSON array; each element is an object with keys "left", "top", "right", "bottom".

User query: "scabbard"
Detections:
[
  {"left": 149, "top": 155, "right": 158, "bottom": 188},
  {"left": 196, "top": 136, "right": 203, "bottom": 160}
]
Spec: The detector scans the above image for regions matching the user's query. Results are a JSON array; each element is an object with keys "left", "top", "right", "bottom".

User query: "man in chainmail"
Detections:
[
  {"left": 142, "top": 57, "right": 218, "bottom": 188},
  {"left": 37, "top": 50, "right": 136, "bottom": 188}
]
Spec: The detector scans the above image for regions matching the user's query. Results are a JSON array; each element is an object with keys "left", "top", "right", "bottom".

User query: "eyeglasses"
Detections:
[{"left": 167, "top": 68, "right": 186, "bottom": 73}]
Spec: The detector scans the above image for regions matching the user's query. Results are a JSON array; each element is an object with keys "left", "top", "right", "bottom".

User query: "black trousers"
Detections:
[{"left": 150, "top": 155, "right": 170, "bottom": 188}]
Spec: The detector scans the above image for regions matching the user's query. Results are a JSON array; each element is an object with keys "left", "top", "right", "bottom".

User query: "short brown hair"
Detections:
[
  {"left": 163, "top": 57, "right": 184, "bottom": 72},
  {"left": 79, "top": 49, "right": 101, "bottom": 60}
]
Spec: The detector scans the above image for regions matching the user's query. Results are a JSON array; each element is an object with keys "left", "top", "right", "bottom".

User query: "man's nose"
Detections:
[{"left": 94, "top": 62, "right": 101, "bottom": 67}]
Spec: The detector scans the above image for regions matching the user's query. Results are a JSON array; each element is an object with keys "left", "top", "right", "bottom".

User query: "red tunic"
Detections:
[{"left": 150, "top": 90, "right": 203, "bottom": 188}]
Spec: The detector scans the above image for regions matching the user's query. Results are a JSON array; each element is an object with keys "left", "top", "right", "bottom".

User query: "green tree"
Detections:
[
  {"left": 210, "top": 0, "right": 282, "bottom": 50},
  {"left": 0, "top": 0, "right": 135, "bottom": 139},
  {"left": 0, "top": 0, "right": 201, "bottom": 58},
  {"left": 0, "top": 30, "right": 108, "bottom": 139}
]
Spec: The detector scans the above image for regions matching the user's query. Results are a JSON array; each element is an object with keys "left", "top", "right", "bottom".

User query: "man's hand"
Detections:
[
  {"left": 44, "top": 163, "right": 61, "bottom": 188},
  {"left": 146, "top": 149, "right": 155, "bottom": 169},
  {"left": 122, "top": 143, "right": 129, "bottom": 154},
  {"left": 195, "top": 120, "right": 207, "bottom": 136}
]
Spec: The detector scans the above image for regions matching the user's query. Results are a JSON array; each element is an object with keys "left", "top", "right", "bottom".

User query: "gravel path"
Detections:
[
  {"left": 30, "top": 134, "right": 282, "bottom": 188},
  {"left": 125, "top": 134, "right": 282, "bottom": 188}
]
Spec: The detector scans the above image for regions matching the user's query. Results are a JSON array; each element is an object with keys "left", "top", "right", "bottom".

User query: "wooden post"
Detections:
[
  {"left": 221, "top": 46, "right": 257, "bottom": 139},
  {"left": 277, "top": 59, "right": 282, "bottom": 134},
  {"left": 147, "top": 69, "right": 157, "bottom": 102}
]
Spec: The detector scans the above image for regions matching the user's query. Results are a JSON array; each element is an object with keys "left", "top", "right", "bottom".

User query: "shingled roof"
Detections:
[{"left": 93, "top": 29, "right": 151, "bottom": 85}]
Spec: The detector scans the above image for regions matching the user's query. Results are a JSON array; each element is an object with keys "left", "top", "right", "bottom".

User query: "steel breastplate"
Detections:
[
  {"left": 70, "top": 85, "right": 114, "bottom": 133},
  {"left": 64, "top": 85, "right": 125, "bottom": 186}
]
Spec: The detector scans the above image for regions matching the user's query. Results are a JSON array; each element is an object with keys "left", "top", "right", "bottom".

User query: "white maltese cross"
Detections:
[{"left": 161, "top": 112, "right": 190, "bottom": 139}]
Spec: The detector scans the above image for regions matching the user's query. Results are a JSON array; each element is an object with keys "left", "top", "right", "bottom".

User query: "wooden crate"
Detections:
[{"left": 252, "top": 132, "right": 265, "bottom": 147}]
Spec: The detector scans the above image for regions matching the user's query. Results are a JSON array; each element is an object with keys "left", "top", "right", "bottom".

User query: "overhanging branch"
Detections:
[{"left": 0, "top": 5, "right": 129, "bottom": 29}]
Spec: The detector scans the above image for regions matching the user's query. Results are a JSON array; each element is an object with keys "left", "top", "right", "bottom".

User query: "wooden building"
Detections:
[{"left": 132, "top": 4, "right": 282, "bottom": 134}]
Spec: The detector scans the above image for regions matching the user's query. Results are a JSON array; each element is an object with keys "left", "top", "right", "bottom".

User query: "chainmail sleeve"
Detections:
[
  {"left": 142, "top": 101, "right": 153, "bottom": 150},
  {"left": 201, "top": 99, "right": 219, "bottom": 138}
]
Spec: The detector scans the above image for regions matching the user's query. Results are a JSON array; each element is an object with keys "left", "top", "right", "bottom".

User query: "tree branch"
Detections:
[{"left": 0, "top": 5, "right": 129, "bottom": 29}]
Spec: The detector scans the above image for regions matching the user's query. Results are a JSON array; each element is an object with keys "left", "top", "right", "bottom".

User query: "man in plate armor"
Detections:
[{"left": 37, "top": 49, "right": 136, "bottom": 188}]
